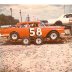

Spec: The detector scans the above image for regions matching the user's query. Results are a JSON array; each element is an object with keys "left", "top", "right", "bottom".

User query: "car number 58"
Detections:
[{"left": 30, "top": 28, "right": 42, "bottom": 36}]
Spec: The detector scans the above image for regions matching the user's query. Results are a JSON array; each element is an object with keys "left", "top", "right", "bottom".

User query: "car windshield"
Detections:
[
  {"left": 64, "top": 14, "right": 72, "bottom": 18},
  {"left": 40, "top": 20, "right": 48, "bottom": 26},
  {"left": 40, "top": 22, "right": 48, "bottom": 26}
]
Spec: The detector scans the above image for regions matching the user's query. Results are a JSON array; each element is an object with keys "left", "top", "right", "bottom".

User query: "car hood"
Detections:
[{"left": 48, "top": 18, "right": 58, "bottom": 25}]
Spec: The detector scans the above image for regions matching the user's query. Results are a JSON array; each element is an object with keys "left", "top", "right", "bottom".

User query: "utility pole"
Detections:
[
  {"left": 26, "top": 14, "right": 30, "bottom": 22},
  {"left": 10, "top": 8, "right": 12, "bottom": 16},
  {"left": 10, "top": 8, "right": 12, "bottom": 25},
  {"left": 19, "top": 10, "right": 22, "bottom": 22},
  {"left": 64, "top": 5, "right": 65, "bottom": 14}
]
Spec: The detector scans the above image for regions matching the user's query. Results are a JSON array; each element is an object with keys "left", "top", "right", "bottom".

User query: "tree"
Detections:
[{"left": 0, "top": 14, "right": 19, "bottom": 26}]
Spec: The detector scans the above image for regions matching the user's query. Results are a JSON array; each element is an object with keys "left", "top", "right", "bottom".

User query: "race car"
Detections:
[
  {"left": 0, "top": 21, "right": 65, "bottom": 45},
  {"left": 48, "top": 13, "right": 72, "bottom": 26}
]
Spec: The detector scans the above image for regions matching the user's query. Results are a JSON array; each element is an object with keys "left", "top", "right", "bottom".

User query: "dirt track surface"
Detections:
[{"left": 0, "top": 42, "right": 72, "bottom": 72}]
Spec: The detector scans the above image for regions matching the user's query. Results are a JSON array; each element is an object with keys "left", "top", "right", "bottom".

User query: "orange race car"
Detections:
[{"left": 0, "top": 21, "right": 65, "bottom": 45}]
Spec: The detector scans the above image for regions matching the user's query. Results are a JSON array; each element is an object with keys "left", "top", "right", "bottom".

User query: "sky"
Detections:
[{"left": 0, "top": 4, "right": 72, "bottom": 22}]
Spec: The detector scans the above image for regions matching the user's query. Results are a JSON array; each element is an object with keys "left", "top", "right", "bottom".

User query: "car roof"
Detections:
[
  {"left": 59, "top": 13, "right": 72, "bottom": 18},
  {"left": 16, "top": 21, "right": 40, "bottom": 25}
]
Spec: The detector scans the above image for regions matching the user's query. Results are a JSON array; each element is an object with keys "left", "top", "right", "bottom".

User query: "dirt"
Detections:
[{"left": 0, "top": 41, "right": 72, "bottom": 72}]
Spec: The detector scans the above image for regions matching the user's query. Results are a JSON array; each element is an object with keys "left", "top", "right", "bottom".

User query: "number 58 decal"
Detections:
[{"left": 30, "top": 28, "right": 42, "bottom": 36}]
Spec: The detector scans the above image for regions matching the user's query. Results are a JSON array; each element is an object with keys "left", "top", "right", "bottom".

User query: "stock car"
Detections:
[{"left": 0, "top": 21, "right": 65, "bottom": 45}]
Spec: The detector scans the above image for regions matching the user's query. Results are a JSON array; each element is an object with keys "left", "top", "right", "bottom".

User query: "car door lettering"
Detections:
[{"left": 30, "top": 28, "right": 42, "bottom": 36}]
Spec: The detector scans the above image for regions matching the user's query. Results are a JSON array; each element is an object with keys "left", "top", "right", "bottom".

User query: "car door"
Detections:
[
  {"left": 17, "top": 24, "right": 30, "bottom": 38},
  {"left": 29, "top": 23, "right": 39, "bottom": 37}
]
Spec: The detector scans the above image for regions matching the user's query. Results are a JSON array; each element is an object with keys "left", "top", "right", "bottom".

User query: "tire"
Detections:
[
  {"left": 10, "top": 32, "right": 19, "bottom": 41},
  {"left": 35, "top": 37, "right": 43, "bottom": 45},
  {"left": 54, "top": 21, "right": 63, "bottom": 26},
  {"left": 48, "top": 31, "right": 59, "bottom": 40},
  {"left": 22, "top": 38, "right": 30, "bottom": 45}
]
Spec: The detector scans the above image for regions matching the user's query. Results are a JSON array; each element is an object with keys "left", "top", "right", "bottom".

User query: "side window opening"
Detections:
[
  {"left": 20, "top": 24, "right": 27, "bottom": 28},
  {"left": 64, "top": 14, "right": 72, "bottom": 18},
  {"left": 29, "top": 23, "right": 38, "bottom": 27},
  {"left": 64, "top": 15, "right": 68, "bottom": 18},
  {"left": 68, "top": 14, "right": 72, "bottom": 18},
  {"left": 34, "top": 23, "right": 38, "bottom": 27}
]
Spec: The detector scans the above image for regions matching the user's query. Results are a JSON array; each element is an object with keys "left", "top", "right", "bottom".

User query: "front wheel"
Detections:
[
  {"left": 35, "top": 37, "right": 43, "bottom": 45},
  {"left": 48, "top": 31, "right": 59, "bottom": 40}
]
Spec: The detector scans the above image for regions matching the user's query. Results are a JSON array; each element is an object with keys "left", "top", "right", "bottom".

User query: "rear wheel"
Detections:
[
  {"left": 48, "top": 31, "right": 59, "bottom": 40},
  {"left": 22, "top": 38, "right": 30, "bottom": 45},
  {"left": 10, "top": 32, "right": 19, "bottom": 41},
  {"left": 35, "top": 37, "right": 43, "bottom": 45}
]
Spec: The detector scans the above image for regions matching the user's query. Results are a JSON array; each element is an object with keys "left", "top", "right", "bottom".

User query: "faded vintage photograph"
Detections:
[{"left": 0, "top": 4, "right": 72, "bottom": 72}]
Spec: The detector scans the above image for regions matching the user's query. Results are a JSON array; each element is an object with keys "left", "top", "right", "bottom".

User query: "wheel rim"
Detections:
[
  {"left": 50, "top": 33, "right": 57, "bottom": 40},
  {"left": 36, "top": 38, "right": 42, "bottom": 44},
  {"left": 23, "top": 38, "right": 29, "bottom": 45},
  {"left": 12, "top": 34, "right": 18, "bottom": 40}
]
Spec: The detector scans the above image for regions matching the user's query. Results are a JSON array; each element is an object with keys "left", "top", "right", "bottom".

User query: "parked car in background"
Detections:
[{"left": 48, "top": 13, "right": 72, "bottom": 26}]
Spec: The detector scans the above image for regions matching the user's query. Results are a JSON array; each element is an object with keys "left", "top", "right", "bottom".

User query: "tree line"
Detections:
[{"left": 0, "top": 14, "right": 19, "bottom": 26}]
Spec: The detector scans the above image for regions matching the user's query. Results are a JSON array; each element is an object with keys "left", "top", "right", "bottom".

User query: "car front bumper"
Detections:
[
  {"left": 60, "top": 33, "right": 65, "bottom": 38},
  {"left": 0, "top": 34, "right": 9, "bottom": 37}
]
